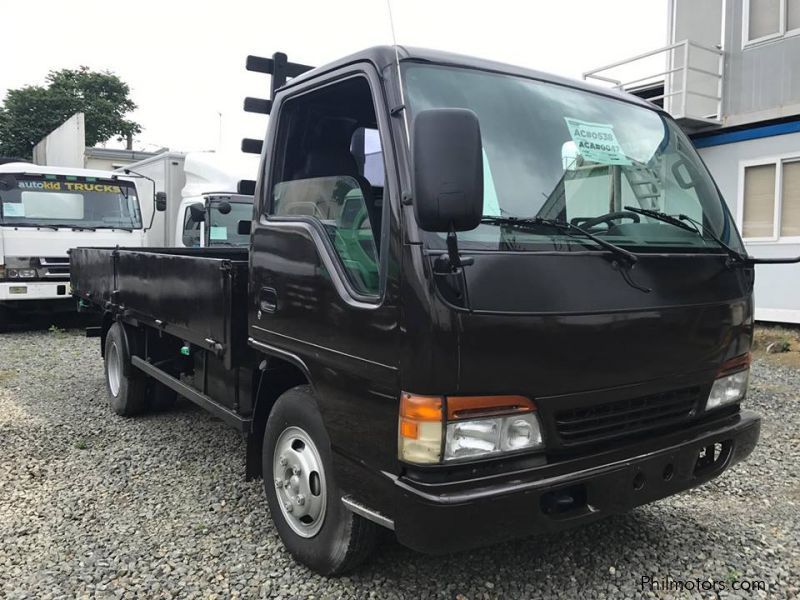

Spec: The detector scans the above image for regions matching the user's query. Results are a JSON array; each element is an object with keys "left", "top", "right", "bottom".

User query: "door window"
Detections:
[
  {"left": 182, "top": 207, "right": 202, "bottom": 247},
  {"left": 269, "top": 76, "right": 385, "bottom": 296}
]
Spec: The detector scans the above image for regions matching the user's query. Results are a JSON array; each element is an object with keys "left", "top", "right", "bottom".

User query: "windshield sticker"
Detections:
[
  {"left": 2, "top": 202, "right": 25, "bottom": 217},
  {"left": 564, "top": 118, "right": 631, "bottom": 166},
  {"left": 210, "top": 226, "right": 228, "bottom": 241},
  {"left": 17, "top": 180, "right": 122, "bottom": 193},
  {"left": 482, "top": 148, "right": 501, "bottom": 217}
]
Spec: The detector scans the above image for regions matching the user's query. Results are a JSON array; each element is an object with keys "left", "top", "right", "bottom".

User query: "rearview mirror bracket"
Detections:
[{"left": 433, "top": 225, "right": 475, "bottom": 274}]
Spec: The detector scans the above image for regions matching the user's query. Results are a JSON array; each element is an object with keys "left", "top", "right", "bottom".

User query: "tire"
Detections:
[
  {"left": 0, "top": 305, "right": 9, "bottom": 333},
  {"left": 104, "top": 322, "right": 147, "bottom": 416},
  {"left": 262, "top": 386, "right": 378, "bottom": 575}
]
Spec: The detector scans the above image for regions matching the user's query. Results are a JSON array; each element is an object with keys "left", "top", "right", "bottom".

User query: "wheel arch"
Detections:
[
  {"left": 99, "top": 311, "right": 114, "bottom": 359},
  {"left": 246, "top": 349, "right": 314, "bottom": 479}
]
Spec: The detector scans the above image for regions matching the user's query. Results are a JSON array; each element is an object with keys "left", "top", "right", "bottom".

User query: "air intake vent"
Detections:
[{"left": 554, "top": 386, "right": 701, "bottom": 446}]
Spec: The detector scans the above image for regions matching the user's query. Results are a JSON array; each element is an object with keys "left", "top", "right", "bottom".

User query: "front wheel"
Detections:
[
  {"left": 262, "top": 386, "right": 378, "bottom": 575},
  {"left": 104, "top": 322, "right": 146, "bottom": 416}
]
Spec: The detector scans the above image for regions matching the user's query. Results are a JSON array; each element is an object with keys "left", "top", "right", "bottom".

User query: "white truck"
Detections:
[
  {"left": 0, "top": 162, "right": 147, "bottom": 323},
  {"left": 117, "top": 151, "right": 256, "bottom": 248}
]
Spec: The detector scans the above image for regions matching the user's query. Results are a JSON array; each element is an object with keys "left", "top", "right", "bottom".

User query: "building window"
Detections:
[
  {"left": 745, "top": 0, "right": 800, "bottom": 45},
  {"left": 782, "top": 161, "right": 800, "bottom": 236},
  {"left": 741, "top": 158, "right": 800, "bottom": 240},
  {"left": 743, "top": 163, "right": 776, "bottom": 237}
]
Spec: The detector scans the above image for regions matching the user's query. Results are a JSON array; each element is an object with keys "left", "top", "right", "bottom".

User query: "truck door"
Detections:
[
  {"left": 249, "top": 68, "right": 402, "bottom": 475},
  {"left": 179, "top": 202, "right": 204, "bottom": 248}
]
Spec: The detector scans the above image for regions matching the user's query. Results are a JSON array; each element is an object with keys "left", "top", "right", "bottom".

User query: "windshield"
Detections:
[
  {"left": 403, "top": 64, "right": 743, "bottom": 254},
  {"left": 208, "top": 200, "right": 251, "bottom": 246},
  {"left": 183, "top": 199, "right": 253, "bottom": 247},
  {"left": 0, "top": 175, "right": 142, "bottom": 229}
]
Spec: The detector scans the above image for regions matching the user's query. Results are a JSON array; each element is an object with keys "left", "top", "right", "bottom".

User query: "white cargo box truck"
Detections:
[{"left": 117, "top": 151, "right": 256, "bottom": 247}]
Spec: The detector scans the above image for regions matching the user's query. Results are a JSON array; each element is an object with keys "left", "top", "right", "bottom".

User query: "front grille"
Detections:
[
  {"left": 554, "top": 386, "right": 701, "bottom": 446},
  {"left": 39, "top": 257, "right": 70, "bottom": 279}
]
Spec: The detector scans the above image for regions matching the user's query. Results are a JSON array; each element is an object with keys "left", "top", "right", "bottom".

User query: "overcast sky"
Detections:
[{"left": 0, "top": 0, "right": 669, "bottom": 155}]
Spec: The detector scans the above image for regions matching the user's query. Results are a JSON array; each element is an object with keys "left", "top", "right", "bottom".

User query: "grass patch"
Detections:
[
  {"left": 753, "top": 324, "right": 800, "bottom": 369},
  {"left": 726, "top": 569, "right": 742, "bottom": 585}
]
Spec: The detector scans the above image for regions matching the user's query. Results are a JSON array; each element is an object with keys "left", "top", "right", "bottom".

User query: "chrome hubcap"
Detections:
[
  {"left": 107, "top": 341, "right": 121, "bottom": 397},
  {"left": 272, "top": 426, "right": 326, "bottom": 537}
]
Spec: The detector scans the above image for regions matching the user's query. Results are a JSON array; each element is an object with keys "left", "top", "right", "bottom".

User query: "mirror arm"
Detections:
[
  {"left": 746, "top": 255, "right": 800, "bottom": 265},
  {"left": 435, "top": 224, "right": 475, "bottom": 274}
]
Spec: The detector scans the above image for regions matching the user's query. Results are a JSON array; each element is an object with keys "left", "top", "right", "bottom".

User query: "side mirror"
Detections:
[
  {"left": 217, "top": 200, "right": 232, "bottom": 215},
  {"left": 237, "top": 219, "right": 252, "bottom": 235},
  {"left": 0, "top": 175, "right": 16, "bottom": 191},
  {"left": 412, "top": 108, "right": 483, "bottom": 232},
  {"left": 155, "top": 191, "right": 167, "bottom": 212},
  {"left": 189, "top": 203, "right": 206, "bottom": 221},
  {"left": 237, "top": 179, "right": 256, "bottom": 195}
]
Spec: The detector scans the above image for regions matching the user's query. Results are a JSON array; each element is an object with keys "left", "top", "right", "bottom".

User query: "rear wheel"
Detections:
[
  {"left": 104, "top": 322, "right": 146, "bottom": 416},
  {"left": 262, "top": 386, "right": 378, "bottom": 575}
]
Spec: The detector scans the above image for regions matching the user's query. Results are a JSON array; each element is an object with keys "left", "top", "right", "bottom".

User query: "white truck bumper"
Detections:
[{"left": 0, "top": 281, "right": 71, "bottom": 301}]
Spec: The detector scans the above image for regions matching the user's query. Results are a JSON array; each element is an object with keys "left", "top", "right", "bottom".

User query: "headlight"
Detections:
[
  {"left": 445, "top": 412, "right": 543, "bottom": 461},
  {"left": 399, "top": 393, "right": 544, "bottom": 464},
  {"left": 707, "top": 369, "right": 749, "bottom": 410},
  {"left": 17, "top": 268, "right": 36, "bottom": 278},
  {"left": 706, "top": 354, "right": 751, "bottom": 411},
  {"left": 502, "top": 414, "right": 543, "bottom": 451}
]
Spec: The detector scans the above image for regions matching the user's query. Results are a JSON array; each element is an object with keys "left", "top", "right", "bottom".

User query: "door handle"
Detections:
[{"left": 259, "top": 286, "right": 278, "bottom": 314}]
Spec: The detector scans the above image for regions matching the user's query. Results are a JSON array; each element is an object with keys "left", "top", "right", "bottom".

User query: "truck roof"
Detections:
[
  {"left": 0, "top": 161, "right": 135, "bottom": 181},
  {"left": 283, "top": 45, "right": 658, "bottom": 112},
  {"left": 182, "top": 152, "right": 258, "bottom": 199}
]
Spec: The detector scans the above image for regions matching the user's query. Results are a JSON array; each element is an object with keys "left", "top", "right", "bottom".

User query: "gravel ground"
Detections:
[{"left": 0, "top": 329, "right": 798, "bottom": 599}]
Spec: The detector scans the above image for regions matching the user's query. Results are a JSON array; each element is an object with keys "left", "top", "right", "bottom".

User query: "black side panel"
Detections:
[
  {"left": 70, "top": 247, "right": 117, "bottom": 308},
  {"left": 71, "top": 247, "right": 249, "bottom": 368}
]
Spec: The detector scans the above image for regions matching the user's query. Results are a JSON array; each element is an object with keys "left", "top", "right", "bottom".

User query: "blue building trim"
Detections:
[{"left": 692, "top": 120, "right": 800, "bottom": 148}]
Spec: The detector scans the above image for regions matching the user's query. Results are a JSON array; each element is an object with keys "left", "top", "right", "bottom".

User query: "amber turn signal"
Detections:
[
  {"left": 717, "top": 353, "right": 751, "bottom": 377},
  {"left": 400, "top": 393, "right": 443, "bottom": 422},
  {"left": 398, "top": 393, "right": 444, "bottom": 464},
  {"left": 447, "top": 395, "right": 535, "bottom": 420}
]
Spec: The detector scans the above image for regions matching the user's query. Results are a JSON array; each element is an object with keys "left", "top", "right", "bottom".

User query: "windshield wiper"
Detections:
[
  {"left": 622, "top": 206, "right": 697, "bottom": 233},
  {"left": 1, "top": 223, "right": 62, "bottom": 230},
  {"left": 481, "top": 215, "right": 650, "bottom": 292},
  {"left": 97, "top": 225, "right": 134, "bottom": 232},
  {"left": 623, "top": 206, "right": 747, "bottom": 263},
  {"left": 674, "top": 213, "right": 748, "bottom": 263},
  {"left": 70, "top": 226, "right": 97, "bottom": 231},
  {"left": 481, "top": 216, "right": 638, "bottom": 264}
]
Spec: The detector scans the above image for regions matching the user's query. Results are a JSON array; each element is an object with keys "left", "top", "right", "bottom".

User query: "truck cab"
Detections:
[
  {"left": 176, "top": 193, "right": 253, "bottom": 248},
  {"left": 73, "top": 46, "right": 800, "bottom": 575},
  {"left": 116, "top": 151, "right": 256, "bottom": 248},
  {"left": 0, "top": 162, "right": 143, "bottom": 322}
]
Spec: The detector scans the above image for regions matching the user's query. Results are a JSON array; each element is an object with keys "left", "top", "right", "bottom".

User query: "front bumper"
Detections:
[
  {"left": 392, "top": 409, "right": 760, "bottom": 554},
  {"left": 0, "top": 280, "right": 71, "bottom": 301}
]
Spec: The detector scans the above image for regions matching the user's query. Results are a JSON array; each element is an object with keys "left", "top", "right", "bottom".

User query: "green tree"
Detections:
[{"left": 0, "top": 67, "right": 141, "bottom": 159}]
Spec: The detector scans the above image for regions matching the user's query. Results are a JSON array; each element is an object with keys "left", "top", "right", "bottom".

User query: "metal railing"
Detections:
[{"left": 583, "top": 40, "right": 724, "bottom": 125}]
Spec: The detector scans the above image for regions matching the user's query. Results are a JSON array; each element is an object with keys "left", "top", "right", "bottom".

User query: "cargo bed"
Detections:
[{"left": 70, "top": 247, "right": 249, "bottom": 369}]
